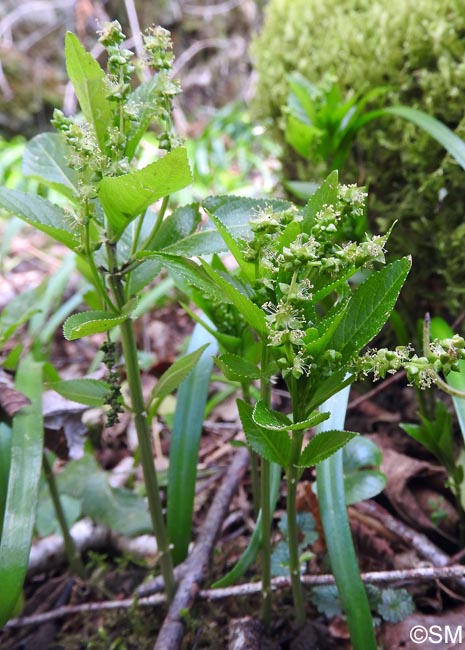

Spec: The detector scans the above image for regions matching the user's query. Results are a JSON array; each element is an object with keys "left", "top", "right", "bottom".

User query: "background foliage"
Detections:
[{"left": 252, "top": 0, "right": 465, "bottom": 322}]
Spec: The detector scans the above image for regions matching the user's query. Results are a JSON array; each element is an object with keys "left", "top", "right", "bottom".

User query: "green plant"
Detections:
[
  {"left": 147, "top": 171, "right": 465, "bottom": 647},
  {"left": 252, "top": 0, "right": 465, "bottom": 318},
  {"left": 0, "top": 21, "right": 216, "bottom": 619},
  {"left": 312, "top": 583, "right": 414, "bottom": 624}
]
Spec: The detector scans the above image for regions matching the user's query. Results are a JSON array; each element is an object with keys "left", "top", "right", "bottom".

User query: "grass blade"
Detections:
[
  {"left": 0, "top": 356, "right": 43, "bottom": 626},
  {"left": 316, "top": 386, "right": 376, "bottom": 650},
  {"left": 167, "top": 321, "right": 218, "bottom": 565}
]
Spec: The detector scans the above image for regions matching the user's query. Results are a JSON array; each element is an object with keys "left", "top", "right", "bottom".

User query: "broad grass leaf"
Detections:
[
  {"left": 65, "top": 32, "right": 113, "bottom": 152},
  {"left": 343, "top": 437, "right": 386, "bottom": 505},
  {"left": 298, "top": 429, "right": 357, "bottom": 467},
  {"left": 167, "top": 322, "right": 217, "bottom": 564},
  {"left": 0, "top": 188, "right": 79, "bottom": 251},
  {"left": 0, "top": 356, "right": 43, "bottom": 626},
  {"left": 98, "top": 148, "right": 192, "bottom": 237}
]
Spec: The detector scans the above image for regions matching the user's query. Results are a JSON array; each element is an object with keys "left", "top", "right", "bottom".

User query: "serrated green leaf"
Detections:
[
  {"left": 0, "top": 356, "right": 43, "bottom": 626},
  {"left": 125, "top": 76, "right": 166, "bottom": 159},
  {"left": 298, "top": 429, "right": 357, "bottom": 467},
  {"left": 203, "top": 195, "right": 291, "bottom": 235},
  {"left": 50, "top": 379, "right": 111, "bottom": 407},
  {"left": 65, "top": 32, "right": 113, "bottom": 152},
  {"left": 151, "top": 344, "right": 209, "bottom": 402},
  {"left": 252, "top": 400, "right": 329, "bottom": 432},
  {"left": 199, "top": 260, "right": 267, "bottom": 334},
  {"left": 0, "top": 188, "right": 79, "bottom": 251},
  {"left": 139, "top": 253, "right": 224, "bottom": 301},
  {"left": 148, "top": 203, "right": 201, "bottom": 252},
  {"left": 302, "top": 171, "right": 339, "bottom": 233},
  {"left": 98, "top": 148, "right": 192, "bottom": 237},
  {"left": 215, "top": 353, "right": 263, "bottom": 382},
  {"left": 63, "top": 309, "right": 130, "bottom": 340},
  {"left": 332, "top": 258, "right": 411, "bottom": 359},
  {"left": 22, "top": 133, "right": 78, "bottom": 197},
  {"left": 205, "top": 208, "right": 254, "bottom": 281},
  {"left": 238, "top": 400, "right": 292, "bottom": 465}
]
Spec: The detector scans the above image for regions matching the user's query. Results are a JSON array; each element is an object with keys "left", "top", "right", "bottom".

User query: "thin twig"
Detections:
[
  {"left": 172, "top": 38, "right": 229, "bottom": 77},
  {"left": 154, "top": 447, "right": 250, "bottom": 650},
  {"left": 182, "top": 0, "right": 244, "bottom": 17},
  {"left": 123, "top": 0, "right": 150, "bottom": 80},
  {"left": 355, "top": 501, "right": 452, "bottom": 568},
  {"left": 6, "top": 565, "right": 465, "bottom": 629}
]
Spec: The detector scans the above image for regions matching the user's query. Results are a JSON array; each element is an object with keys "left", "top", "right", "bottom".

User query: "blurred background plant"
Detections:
[{"left": 252, "top": 0, "right": 465, "bottom": 324}]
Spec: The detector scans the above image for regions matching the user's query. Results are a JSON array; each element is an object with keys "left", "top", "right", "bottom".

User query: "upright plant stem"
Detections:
[
  {"left": 286, "top": 426, "right": 306, "bottom": 626},
  {"left": 111, "top": 275, "right": 176, "bottom": 601},
  {"left": 42, "top": 452, "right": 86, "bottom": 580},
  {"left": 260, "top": 345, "right": 272, "bottom": 632},
  {"left": 241, "top": 381, "right": 260, "bottom": 516}
]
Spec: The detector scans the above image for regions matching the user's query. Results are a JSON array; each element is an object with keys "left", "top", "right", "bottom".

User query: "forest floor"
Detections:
[{"left": 1, "top": 226, "right": 465, "bottom": 650}]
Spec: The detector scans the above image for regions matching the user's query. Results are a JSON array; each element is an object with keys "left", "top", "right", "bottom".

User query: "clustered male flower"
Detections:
[{"left": 355, "top": 335, "right": 465, "bottom": 389}]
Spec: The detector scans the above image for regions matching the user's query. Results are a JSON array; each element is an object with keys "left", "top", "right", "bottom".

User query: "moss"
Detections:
[{"left": 252, "top": 0, "right": 465, "bottom": 321}]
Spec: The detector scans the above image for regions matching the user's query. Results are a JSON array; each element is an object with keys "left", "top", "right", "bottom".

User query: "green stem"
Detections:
[
  {"left": 42, "top": 452, "right": 86, "bottom": 580},
  {"left": 84, "top": 222, "right": 118, "bottom": 312},
  {"left": 110, "top": 275, "right": 176, "bottom": 600},
  {"left": 241, "top": 381, "right": 260, "bottom": 516},
  {"left": 287, "top": 430, "right": 305, "bottom": 627},
  {"left": 140, "top": 195, "right": 170, "bottom": 252},
  {"left": 287, "top": 392, "right": 306, "bottom": 626},
  {"left": 259, "top": 344, "right": 272, "bottom": 633}
]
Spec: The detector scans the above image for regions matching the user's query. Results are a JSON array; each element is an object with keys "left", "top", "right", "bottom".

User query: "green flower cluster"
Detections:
[
  {"left": 51, "top": 20, "right": 180, "bottom": 205},
  {"left": 252, "top": 0, "right": 465, "bottom": 317},
  {"left": 246, "top": 185, "right": 386, "bottom": 381},
  {"left": 356, "top": 335, "right": 465, "bottom": 388}
]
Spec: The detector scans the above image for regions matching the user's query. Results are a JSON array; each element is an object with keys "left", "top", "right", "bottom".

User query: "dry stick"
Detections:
[
  {"left": 355, "top": 501, "right": 465, "bottom": 591},
  {"left": 153, "top": 447, "right": 250, "bottom": 650},
  {"left": 7, "top": 565, "right": 465, "bottom": 630},
  {"left": 355, "top": 501, "right": 452, "bottom": 567}
]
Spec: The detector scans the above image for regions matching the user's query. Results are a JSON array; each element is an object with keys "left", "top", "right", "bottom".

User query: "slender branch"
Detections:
[
  {"left": 42, "top": 452, "right": 86, "bottom": 580},
  {"left": 110, "top": 274, "right": 176, "bottom": 601},
  {"left": 154, "top": 447, "right": 250, "bottom": 650},
  {"left": 7, "top": 565, "right": 465, "bottom": 629},
  {"left": 259, "top": 345, "right": 272, "bottom": 633},
  {"left": 139, "top": 196, "right": 170, "bottom": 252}
]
